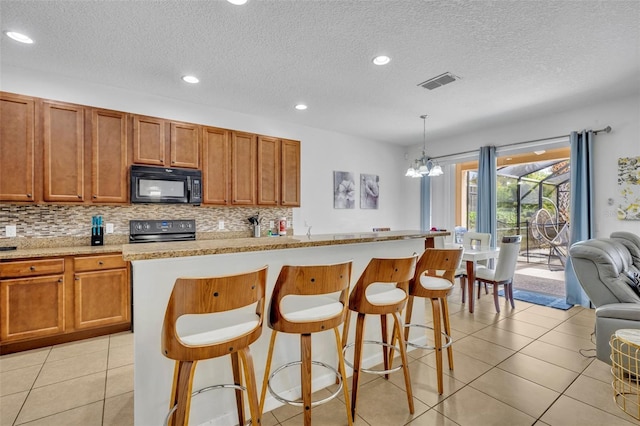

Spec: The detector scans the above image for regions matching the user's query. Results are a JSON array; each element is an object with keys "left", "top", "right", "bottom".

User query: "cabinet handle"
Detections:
[
  {"left": 30, "top": 266, "right": 36, "bottom": 271},
  {"left": 98, "top": 261, "right": 104, "bottom": 265},
  {"left": 77, "top": 194, "right": 82, "bottom": 199},
  {"left": 93, "top": 195, "right": 97, "bottom": 199},
  {"left": 27, "top": 193, "right": 32, "bottom": 198},
  {"left": 59, "top": 278, "right": 64, "bottom": 283}
]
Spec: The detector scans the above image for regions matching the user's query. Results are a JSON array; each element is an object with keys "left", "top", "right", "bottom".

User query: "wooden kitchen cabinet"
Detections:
[
  {"left": 133, "top": 115, "right": 199, "bottom": 169},
  {"left": 0, "top": 93, "right": 36, "bottom": 202},
  {"left": 0, "top": 254, "right": 131, "bottom": 354},
  {"left": 0, "top": 258, "right": 65, "bottom": 342},
  {"left": 170, "top": 121, "right": 200, "bottom": 168},
  {"left": 91, "top": 108, "right": 128, "bottom": 203},
  {"left": 73, "top": 254, "right": 129, "bottom": 329},
  {"left": 43, "top": 101, "right": 85, "bottom": 202},
  {"left": 257, "top": 137, "right": 301, "bottom": 207},
  {"left": 231, "top": 131, "right": 257, "bottom": 205},
  {"left": 257, "top": 136, "right": 280, "bottom": 206},
  {"left": 280, "top": 139, "right": 301, "bottom": 206},
  {"left": 132, "top": 115, "right": 165, "bottom": 166},
  {"left": 202, "top": 126, "right": 230, "bottom": 205}
]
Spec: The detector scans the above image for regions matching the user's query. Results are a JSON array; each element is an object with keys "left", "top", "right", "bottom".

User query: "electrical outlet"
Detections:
[
  {"left": 269, "top": 220, "right": 274, "bottom": 228},
  {"left": 218, "top": 221, "right": 225, "bottom": 230},
  {"left": 105, "top": 223, "right": 114, "bottom": 234},
  {"left": 5, "top": 225, "right": 16, "bottom": 237}
]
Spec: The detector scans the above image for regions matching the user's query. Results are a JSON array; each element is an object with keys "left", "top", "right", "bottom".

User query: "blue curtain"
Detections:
[
  {"left": 565, "top": 130, "right": 594, "bottom": 307},
  {"left": 420, "top": 175, "right": 431, "bottom": 231},
  {"left": 477, "top": 146, "right": 497, "bottom": 247}
]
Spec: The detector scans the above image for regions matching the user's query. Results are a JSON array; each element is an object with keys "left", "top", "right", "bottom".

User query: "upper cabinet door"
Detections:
[
  {"left": 0, "top": 93, "right": 35, "bottom": 202},
  {"left": 170, "top": 121, "right": 199, "bottom": 169},
  {"left": 230, "top": 131, "right": 256, "bottom": 205},
  {"left": 91, "top": 109, "right": 128, "bottom": 203},
  {"left": 202, "top": 127, "right": 230, "bottom": 205},
  {"left": 281, "top": 139, "right": 301, "bottom": 206},
  {"left": 43, "top": 101, "right": 85, "bottom": 202},
  {"left": 132, "top": 115, "right": 165, "bottom": 166},
  {"left": 257, "top": 136, "right": 280, "bottom": 206}
]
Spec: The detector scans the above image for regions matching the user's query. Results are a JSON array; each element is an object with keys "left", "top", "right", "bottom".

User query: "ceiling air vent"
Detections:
[{"left": 418, "top": 72, "right": 460, "bottom": 90}]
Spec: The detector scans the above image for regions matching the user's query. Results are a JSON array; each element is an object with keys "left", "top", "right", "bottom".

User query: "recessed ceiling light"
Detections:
[
  {"left": 372, "top": 55, "right": 391, "bottom": 66},
  {"left": 182, "top": 75, "right": 199, "bottom": 84},
  {"left": 294, "top": 104, "right": 308, "bottom": 111},
  {"left": 4, "top": 31, "right": 34, "bottom": 44},
  {"left": 227, "top": 0, "right": 248, "bottom": 5}
]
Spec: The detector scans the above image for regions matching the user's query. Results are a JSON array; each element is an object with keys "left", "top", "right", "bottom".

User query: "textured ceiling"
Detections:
[{"left": 1, "top": 0, "right": 638, "bottom": 147}]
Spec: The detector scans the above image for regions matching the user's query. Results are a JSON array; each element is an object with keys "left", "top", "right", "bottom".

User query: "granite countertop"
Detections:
[
  {"left": 0, "top": 230, "right": 450, "bottom": 261},
  {"left": 0, "top": 244, "right": 125, "bottom": 260},
  {"left": 122, "top": 230, "right": 450, "bottom": 261}
]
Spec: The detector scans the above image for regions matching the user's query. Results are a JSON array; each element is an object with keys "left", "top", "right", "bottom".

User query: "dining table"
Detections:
[{"left": 446, "top": 244, "right": 501, "bottom": 313}]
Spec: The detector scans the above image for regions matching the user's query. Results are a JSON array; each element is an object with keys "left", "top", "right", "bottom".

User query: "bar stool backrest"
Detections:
[
  {"left": 269, "top": 261, "right": 353, "bottom": 334},
  {"left": 348, "top": 256, "right": 417, "bottom": 315},
  {"left": 410, "top": 248, "right": 463, "bottom": 295},
  {"left": 162, "top": 266, "right": 268, "bottom": 361}
]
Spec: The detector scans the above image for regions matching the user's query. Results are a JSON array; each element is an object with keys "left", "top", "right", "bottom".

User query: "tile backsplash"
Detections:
[{"left": 0, "top": 203, "right": 292, "bottom": 241}]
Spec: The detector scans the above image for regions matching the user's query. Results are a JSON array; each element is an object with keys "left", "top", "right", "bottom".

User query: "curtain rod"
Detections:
[{"left": 431, "top": 125, "right": 612, "bottom": 161}]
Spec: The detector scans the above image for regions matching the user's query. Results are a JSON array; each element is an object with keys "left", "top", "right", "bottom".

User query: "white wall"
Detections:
[
  {"left": 1, "top": 65, "right": 418, "bottom": 235},
  {"left": 428, "top": 92, "right": 640, "bottom": 238}
]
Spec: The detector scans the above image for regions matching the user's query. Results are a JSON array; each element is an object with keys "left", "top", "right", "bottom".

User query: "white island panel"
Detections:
[{"left": 133, "top": 238, "right": 429, "bottom": 425}]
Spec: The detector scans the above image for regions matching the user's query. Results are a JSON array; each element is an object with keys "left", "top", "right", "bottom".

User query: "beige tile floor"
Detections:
[{"left": 1, "top": 284, "right": 637, "bottom": 426}]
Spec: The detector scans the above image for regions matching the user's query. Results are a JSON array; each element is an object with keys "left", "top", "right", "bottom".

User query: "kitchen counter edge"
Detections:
[
  {"left": 0, "top": 231, "right": 450, "bottom": 261},
  {"left": 122, "top": 230, "right": 450, "bottom": 261}
]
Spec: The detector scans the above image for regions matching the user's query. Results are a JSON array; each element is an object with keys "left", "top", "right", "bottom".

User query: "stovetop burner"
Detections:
[{"left": 129, "top": 219, "right": 196, "bottom": 244}]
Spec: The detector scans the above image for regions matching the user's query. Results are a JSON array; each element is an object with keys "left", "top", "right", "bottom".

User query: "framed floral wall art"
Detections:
[
  {"left": 360, "top": 174, "right": 379, "bottom": 209},
  {"left": 617, "top": 156, "right": 640, "bottom": 220},
  {"left": 334, "top": 171, "right": 355, "bottom": 209}
]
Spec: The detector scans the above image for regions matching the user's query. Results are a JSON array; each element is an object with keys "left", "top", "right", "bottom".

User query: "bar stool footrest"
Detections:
[
  {"left": 164, "top": 383, "right": 249, "bottom": 426},
  {"left": 268, "top": 360, "right": 343, "bottom": 408},
  {"left": 343, "top": 340, "right": 403, "bottom": 375},
  {"left": 403, "top": 323, "right": 453, "bottom": 350}
]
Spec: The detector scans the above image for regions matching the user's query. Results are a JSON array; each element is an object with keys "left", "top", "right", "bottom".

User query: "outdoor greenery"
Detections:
[{"left": 466, "top": 162, "right": 568, "bottom": 246}]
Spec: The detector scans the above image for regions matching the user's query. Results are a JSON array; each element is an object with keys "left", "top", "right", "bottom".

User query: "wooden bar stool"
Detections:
[
  {"left": 341, "top": 256, "right": 417, "bottom": 421},
  {"left": 161, "top": 266, "right": 268, "bottom": 426},
  {"left": 259, "top": 261, "right": 353, "bottom": 426},
  {"left": 402, "top": 248, "right": 463, "bottom": 394}
]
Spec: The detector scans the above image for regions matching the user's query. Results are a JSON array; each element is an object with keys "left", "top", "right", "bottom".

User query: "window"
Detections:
[{"left": 456, "top": 147, "right": 570, "bottom": 238}]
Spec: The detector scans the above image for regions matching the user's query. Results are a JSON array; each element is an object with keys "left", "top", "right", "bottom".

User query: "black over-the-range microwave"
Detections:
[{"left": 130, "top": 165, "right": 202, "bottom": 205}]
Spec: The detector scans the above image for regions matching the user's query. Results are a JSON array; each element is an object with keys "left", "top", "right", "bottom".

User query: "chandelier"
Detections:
[{"left": 405, "top": 115, "right": 443, "bottom": 178}]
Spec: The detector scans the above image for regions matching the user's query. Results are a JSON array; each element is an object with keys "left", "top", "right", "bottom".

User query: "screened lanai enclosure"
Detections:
[{"left": 465, "top": 158, "right": 570, "bottom": 270}]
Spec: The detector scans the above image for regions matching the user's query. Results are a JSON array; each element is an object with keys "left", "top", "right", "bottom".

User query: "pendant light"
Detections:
[{"left": 405, "top": 115, "right": 443, "bottom": 178}]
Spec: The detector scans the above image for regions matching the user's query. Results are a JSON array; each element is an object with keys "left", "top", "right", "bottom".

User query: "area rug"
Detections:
[{"left": 499, "top": 289, "right": 573, "bottom": 310}]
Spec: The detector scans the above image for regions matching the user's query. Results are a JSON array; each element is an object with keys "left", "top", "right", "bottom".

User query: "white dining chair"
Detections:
[
  {"left": 474, "top": 235, "right": 522, "bottom": 313},
  {"left": 455, "top": 232, "right": 491, "bottom": 303}
]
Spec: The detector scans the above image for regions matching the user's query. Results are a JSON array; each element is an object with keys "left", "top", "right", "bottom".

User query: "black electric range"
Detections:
[{"left": 129, "top": 219, "right": 196, "bottom": 243}]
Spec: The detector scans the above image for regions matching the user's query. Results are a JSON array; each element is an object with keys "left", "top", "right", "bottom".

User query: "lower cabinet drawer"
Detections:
[
  {"left": 0, "top": 259, "right": 65, "bottom": 278},
  {"left": 74, "top": 254, "right": 127, "bottom": 272}
]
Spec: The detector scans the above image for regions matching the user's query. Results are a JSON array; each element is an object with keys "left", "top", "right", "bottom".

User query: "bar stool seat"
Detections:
[
  {"left": 259, "top": 261, "right": 354, "bottom": 426},
  {"left": 280, "top": 296, "right": 344, "bottom": 321},
  {"left": 179, "top": 313, "right": 260, "bottom": 346},
  {"left": 366, "top": 284, "right": 407, "bottom": 305},
  {"left": 161, "top": 266, "right": 268, "bottom": 426}
]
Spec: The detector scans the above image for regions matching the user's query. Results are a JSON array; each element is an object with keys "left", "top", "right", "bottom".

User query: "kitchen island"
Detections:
[{"left": 123, "top": 230, "right": 448, "bottom": 426}]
